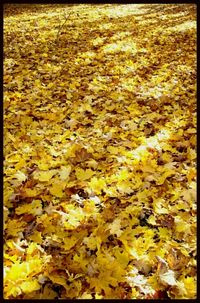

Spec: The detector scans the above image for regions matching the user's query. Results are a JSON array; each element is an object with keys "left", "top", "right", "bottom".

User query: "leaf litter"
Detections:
[{"left": 4, "top": 3, "right": 196, "bottom": 299}]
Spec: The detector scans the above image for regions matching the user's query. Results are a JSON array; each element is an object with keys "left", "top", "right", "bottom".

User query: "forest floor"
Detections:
[{"left": 4, "top": 3, "right": 196, "bottom": 299}]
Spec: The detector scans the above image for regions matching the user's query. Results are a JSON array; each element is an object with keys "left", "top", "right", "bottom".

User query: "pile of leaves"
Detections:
[{"left": 3, "top": 3, "right": 196, "bottom": 299}]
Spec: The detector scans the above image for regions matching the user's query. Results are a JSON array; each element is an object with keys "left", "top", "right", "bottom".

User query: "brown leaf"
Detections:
[
  {"left": 24, "top": 220, "right": 37, "bottom": 237},
  {"left": 167, "top": 248, "right": 189, "bottom": 271},
  {"left": 70, "top": 147, "right": 92, "bottom": 164},
  {"left": 22, "top": 214, "right": 35, "bottom": 223},
  {"left": 159, "top": 95, "right": 171, "bottom": 105},
  {"left": 156, "top": 214, "right": 174, "bottom": 228}
]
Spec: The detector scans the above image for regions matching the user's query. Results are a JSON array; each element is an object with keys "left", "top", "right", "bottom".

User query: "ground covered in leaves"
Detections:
[{"left": 3, "top": 3, "right": 196, "bottom": 300}]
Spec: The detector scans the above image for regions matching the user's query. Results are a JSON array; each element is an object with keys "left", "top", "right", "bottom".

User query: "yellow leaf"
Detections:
[
  {"left": 5, "top": 220, "right": 26, "bottom": 237},
  {"left": 153, "top": 198, "right": 168, "bottom": 214},
  {"left": 16, "top": 200, "right": 42, "bottom": 216},
  {"left": 49, "top": 182, "right": 64, "bottom": 197},
  {"left": 89, "top": 177, "right": 106, "bottom": 194},
  {"left": 95, "top": 293, "right": 103, "bottom": 299},
  {"left": 83, "top": 235, "right": 98, "bottom": 250},
  {"left": 147, "top": 215, "right": 157, "bottom": 226},
  {"left": 158, "top": 227, "right": 171, "bottom": 239},
  {"left": 59, "top": 165, "right": 71, "bottom": 180},
  {"left": 29, "top": 231, "right": 43, "bottom": 244},
  {"left": 107, "top": 145, "right": 119, "bottom": 154},
  {"left": 34, "top": 170, "right": 56, "bottom": 182},
  {"left": 48, "top": 275, "right": 68, "bottom": 289},
  {"left": 14, "top": 171, "right": 27, "bottom": 182},
  {"left": 117, "top": 168, "right": 130, "bottom": 181},
  {"left": 20, "top": 279, "right": 41, "bottom": 294},
  {"left": 108, "top": 218, "right": 123, "bottom": 237},
  {"left": 63, "top": 236, "right": 79, "bottom": 250},
  {"left": 24, "top": 188, "right": 38, "bottom": 197},
  {"left": 182, "top": 276, "right": 196, "bottom": 298},
  {"left": 117, "top": 181, "right": 134, "bottom": 194},
  {"left": 175, "top": 217, "right": 191, "bottom": 233},
  {"left": 26, "top": 242, "right": 39, "bottom": 256},
  {"left": 114, "top": 249, "right": 129, "bottom": 267},
  {"left": 80, "top": 292, "right": 93, "bottom": 299},
  {"left": 75, "top": 168, "right": 94, "bottom": 181},
  {"left": 40, "top": 284, "right": 57, "bottom": 299},
  {"left": 5, "top": 259, "right": 42, "bottom": 282},
  {"left": 156, "top": 170, "right": 175, "bottom": 185},
  {"left": 37, "top": 162, "right": 49, "bottom": 170}
]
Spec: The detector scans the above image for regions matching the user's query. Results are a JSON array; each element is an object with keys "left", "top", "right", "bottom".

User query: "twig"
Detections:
[{"left": 55, "top": 11, "right": 72, "bottom": 44}]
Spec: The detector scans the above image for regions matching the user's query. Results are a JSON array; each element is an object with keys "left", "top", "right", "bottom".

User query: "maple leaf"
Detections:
[
  {"left": 107, "top": 145, "right": 119, "bottom": 155},
  {"left": 39, "top": 284, "right": 57, "bottom": 299},
  {"left": 108, "top": 218, "right": 123, "bottom": 237},
  {"left": 59, "top": 165, "right": 71, "bottom": 180},
  {"left": 5, "top": 220, "right": 26, "bottom": 237},
  {"left": 83, "top": 235, "right": 98, "bottom": 250},
  {"left": 89, "top": 177, "right": 106, "bottom": 194},
  {"left": 15, "top": 199, "right": 42, "bottom": 215},
  {"left": 117, "top": 181, "right": 134, "bottom": 194},
  {"left": 156, "top": 256, "right": 177, "bottom": 286},
  {"left": 29, "top": 231, "right": 43, "bottom": 244},
  {"left": 14, "top": 170, "right": 27, "bottom": 182},
  {"left": 49, "top": 182, "right": 64, "bottom": 198},
  {"left": 23, "top": 188, "right": 38, "bottom": 198},
  {"left": 62, "top": 236, "right": 79, "bottom": 251},
  {"left": 20, "top": 279, "right": 41, "bottom": 294},
  {"left": 75, "top": 167, "right": 94, "bottom": 181},
  {"left": 33, "top": 170, "right": 56, "bottom": 182},
  {"left": 159, "top": 270, "right": 177, "bottom": 286},
  {"left": 75, "top": 147, "right": 92, "bottom": 163},
  {"left": 79, "top": 292, "right": 93, "bottom": 299}
]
